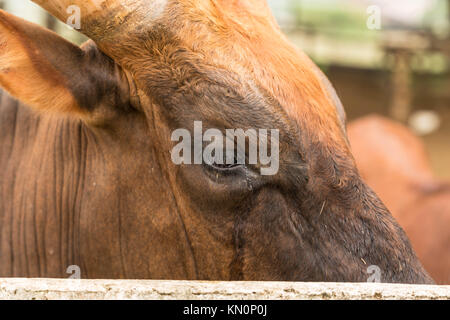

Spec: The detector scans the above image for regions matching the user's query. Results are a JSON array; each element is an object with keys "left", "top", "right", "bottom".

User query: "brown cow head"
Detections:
[{"left": 0, "top": 0, "right": 433, "bottom": 283}]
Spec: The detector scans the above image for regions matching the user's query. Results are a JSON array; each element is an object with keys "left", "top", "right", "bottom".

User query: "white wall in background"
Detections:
[
  {"left": 360, "top": 0, "right": 438, "bottom": 27},
  {"left": 268, "top": 0, "right": 295, "bottom": 26}
]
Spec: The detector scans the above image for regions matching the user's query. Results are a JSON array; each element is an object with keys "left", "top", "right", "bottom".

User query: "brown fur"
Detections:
[
  {"left": 0, "top": 2, "right": 433, "bottom": 283},
  {"left": 349, "top": 115, "right": 450, "bottom": 284}
]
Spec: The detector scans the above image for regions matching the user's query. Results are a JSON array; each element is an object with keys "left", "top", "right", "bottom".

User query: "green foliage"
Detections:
[{"left": 288, "top": 0, "right": 378, "bottom": 41}]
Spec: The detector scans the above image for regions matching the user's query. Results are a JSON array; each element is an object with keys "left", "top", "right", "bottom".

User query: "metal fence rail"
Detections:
[{"left": 0, "top": 278, "right": 449, "bottom": 300}]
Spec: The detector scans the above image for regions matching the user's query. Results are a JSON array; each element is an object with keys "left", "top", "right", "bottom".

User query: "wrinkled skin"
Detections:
[
  {"left": 0, "top": 1, "right": 433, "bottom": 283},
  {"left": 349, "top": 115, "right": 450, "bottom": 284}
]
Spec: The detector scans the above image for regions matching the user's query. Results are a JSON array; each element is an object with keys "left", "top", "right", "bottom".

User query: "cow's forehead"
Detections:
[
  {"left": 199, "top": 41, "right": 345, "bottom": 149},
  {"left": 174, "top": 1, "right": 345, "bottom": 136},
  {"left": 115, "top": 0, "right": 347, "bottom": 150}
]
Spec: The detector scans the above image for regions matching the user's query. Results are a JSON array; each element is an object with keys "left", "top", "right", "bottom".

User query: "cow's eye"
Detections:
[
  {"left": 210, "top": 162, "right": 242, "bottom": 171},
  {"left": 204, "top": 153, "right": 244, "bottom": 173}
]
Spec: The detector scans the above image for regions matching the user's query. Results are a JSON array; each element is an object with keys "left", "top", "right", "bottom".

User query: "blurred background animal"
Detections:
[{"left": 348, "top": 115, "right": 450, "bottom": 284}]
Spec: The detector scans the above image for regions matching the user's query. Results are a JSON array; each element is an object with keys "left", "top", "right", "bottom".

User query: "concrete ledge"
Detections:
[{"left": 0, "top": 278, "right": 449, "bottom": 300}]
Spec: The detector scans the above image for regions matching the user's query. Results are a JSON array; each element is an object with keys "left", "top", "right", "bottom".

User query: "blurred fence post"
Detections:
[
  {"left": 382, "top": 31, "right": 430, "bottom": 123},
  {"left": 390, "top": 50, "right": 412, "bottom": 122}
]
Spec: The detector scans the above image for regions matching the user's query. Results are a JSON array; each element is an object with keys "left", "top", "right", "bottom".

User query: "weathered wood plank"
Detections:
[{"left": 0, "top": 278, "right": 448, "bottom": 300}]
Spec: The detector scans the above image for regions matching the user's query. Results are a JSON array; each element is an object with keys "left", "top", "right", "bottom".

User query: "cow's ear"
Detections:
[{"left": 0, "top": 10, "right": 129, "bottom": 118}]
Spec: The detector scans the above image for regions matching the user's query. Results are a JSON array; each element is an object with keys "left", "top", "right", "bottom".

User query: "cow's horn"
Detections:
[{"left": 31, "top": 0, "right": 166, "bottom": 55}]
